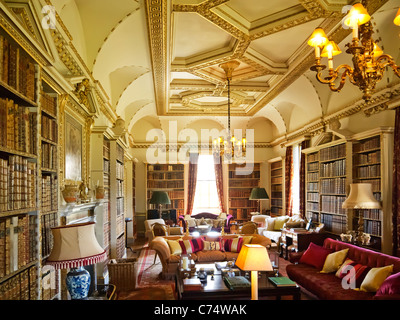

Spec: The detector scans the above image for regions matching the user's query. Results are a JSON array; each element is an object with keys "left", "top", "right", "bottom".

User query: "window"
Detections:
[{"left": 192, "top": 154, "right": 220, "bottom": 215}]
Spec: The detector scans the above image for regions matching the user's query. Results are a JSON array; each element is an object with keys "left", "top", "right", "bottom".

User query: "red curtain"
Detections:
[
  {"left": 186, "top": 153, "right": 199, "bottom": 216},
  {"left": 285, "top": 146, "right": 294, "bottom": 217},
  {"left": 393, "top": 108, "right": 400, "bottom": 257},
  {"left": 299, "top": 140, "right": 310, "bottom": 219},
  {"left": 213, "top": 154, "right": 226, "bottom": 213}
]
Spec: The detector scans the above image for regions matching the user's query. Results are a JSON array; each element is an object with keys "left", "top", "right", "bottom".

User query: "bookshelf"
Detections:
[
  {"left": 228, "top": 162, "right": 260, "bottom": 221},
  {"left": 303, "top": 129, "right": 393, "bottom": 253},
  {"left": 39, "top": 80, "right": 60, "bottom": 300},
  {"left": 102, "top": 137, "right": 111, "bottom": 268},
  {"left": 269, "top": 159, "right": 284, "bottom": 216},
  {"left": 305, "top": 142, "right": 347, "bottom": 235},
  {"left": 109, "top": 141, "right": 126, "bottom": 259},
  {"left": 0, "top": 28, "right": 41, "bottom": 300},
  {"left": 352, "top": 135, "right": 383, "bottom": 250},
  {"left": 146, "top": 163, "right": 185, "bottom": 221}
]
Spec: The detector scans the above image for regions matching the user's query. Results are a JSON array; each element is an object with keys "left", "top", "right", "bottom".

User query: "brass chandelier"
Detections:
[
  {"left": 307, "top": 1, "right": 400, "bottom": 101},
  {"left": 213, "top": 61, "right": 246, "bottom": 159}
]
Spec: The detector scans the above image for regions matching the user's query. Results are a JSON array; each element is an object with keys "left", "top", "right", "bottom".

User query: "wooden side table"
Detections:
[{"left": 280, "top": 229, "right": 326, "bottom": 259}]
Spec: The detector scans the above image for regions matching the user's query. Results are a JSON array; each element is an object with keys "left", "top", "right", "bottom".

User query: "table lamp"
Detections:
[
  {"left": 235, "top": 244, "right": 273, "bottom": 300},
  {"left": 150, "top": 191, "right": 171, "bottom": 219},
  {"left": 249, "top": 187, "right": 269, "bottom": 213},
  {"left": 342, "top": 183, "right": 381, "bottom": 243},
  {"left": 46, "top": 222, "right": 107, "bottom": 300}
]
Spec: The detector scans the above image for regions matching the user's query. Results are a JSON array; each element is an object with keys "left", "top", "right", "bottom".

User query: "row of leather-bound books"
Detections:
[
  {"left": 0, "top": 34, "right": 35, "bottom": 102},
  {"left": 0, "top": 98, "right": 37, "bottom": 155}
]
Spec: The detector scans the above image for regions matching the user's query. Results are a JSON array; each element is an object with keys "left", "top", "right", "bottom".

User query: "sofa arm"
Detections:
[
  {"left": 288, "top": 250, "right": 305, "bottom": 264},
  {"left": 150, "top": 237, "right": 171, "bottom": 262}
]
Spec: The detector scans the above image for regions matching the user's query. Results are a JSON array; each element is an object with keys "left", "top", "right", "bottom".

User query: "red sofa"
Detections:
[{"left": 286, "top": 238, "right": 400, "bottom": 300}]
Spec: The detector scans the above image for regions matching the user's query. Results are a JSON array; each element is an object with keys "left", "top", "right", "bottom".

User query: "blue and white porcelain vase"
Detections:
[{"left": 66, "top": 267, "right": 91, "bottom": 300}]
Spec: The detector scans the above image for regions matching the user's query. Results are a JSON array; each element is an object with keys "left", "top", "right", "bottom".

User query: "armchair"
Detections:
[{"left": 144, "top": 219, "right": 183, "bottom": 242}]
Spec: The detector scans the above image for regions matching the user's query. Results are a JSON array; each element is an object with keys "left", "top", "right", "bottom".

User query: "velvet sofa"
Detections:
[
  {"left": 286, "top": 238, "right": 400, "bottom": 300},
  {"left": 178, "top": 212, "right": 233, "bottom": 233},
  {"left": 150, "top": 233, "right": 271, "bottom": 279}
]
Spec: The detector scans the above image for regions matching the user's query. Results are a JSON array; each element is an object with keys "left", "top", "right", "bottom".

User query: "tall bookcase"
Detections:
[
  {"left": 304, "top": 129, "right": 393, "bottom": 253},
  {"left": 352, "top": 135, "right": 381, "bottom": 245},
  {"left": 146, "top": 163, "right": 185, "bottom": 221},
  {"left": 0, "top": 27, "right": 61, "bottom": 300},
  {"left": 39, "top": 79, "right": 60, "bottom": 300},
  {"left": 269, "top": 158, "right": 284, "bottom": 216},
  {"left": 304, "top": 142, "right": 347, "bottom": 235},
  {"left": 228, "top": 162, "right": 260, "bottom": 221}
]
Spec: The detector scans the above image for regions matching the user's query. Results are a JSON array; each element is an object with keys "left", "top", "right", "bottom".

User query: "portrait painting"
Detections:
[{"left": 65, "top": 114, "right": 82, "bottom": 181}]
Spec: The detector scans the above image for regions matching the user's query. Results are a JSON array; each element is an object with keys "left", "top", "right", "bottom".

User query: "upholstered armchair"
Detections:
[{"left": 144, "top": 219, "right": 183, "bottom": 242}]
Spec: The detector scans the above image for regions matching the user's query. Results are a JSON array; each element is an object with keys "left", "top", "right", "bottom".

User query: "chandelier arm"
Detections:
[
  {"left": 376, "top": 54, "right": 400, "bottom": 78},
  {"left": 315, "top": 64, "right": 353, "bottom": 92}
]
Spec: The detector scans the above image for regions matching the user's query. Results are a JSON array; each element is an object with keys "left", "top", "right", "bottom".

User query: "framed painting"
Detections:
[{"left": 65, "top": 113, "right": 82, "bottom": 181}]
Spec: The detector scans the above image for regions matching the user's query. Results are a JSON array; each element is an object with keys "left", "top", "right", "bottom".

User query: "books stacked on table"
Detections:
[{"left": 268, "top": 276, "right": 297, "bottom": 287}]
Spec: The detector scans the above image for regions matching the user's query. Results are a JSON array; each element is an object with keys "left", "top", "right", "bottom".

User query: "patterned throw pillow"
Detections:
[
  {"left": 335, "top": 258, "right": 371, "bottom": 288},
  {"left": 202, "top": 239, "right": 221, "bottom": 251},
  {"left": 221, "top": 237, "right": 244, "bottom": 253},
  {"left": 179, "top": 239, "right": 194, "bottom": 254},
  {"left": 190, "top": 237, "right": 204, "bottom": 252}
]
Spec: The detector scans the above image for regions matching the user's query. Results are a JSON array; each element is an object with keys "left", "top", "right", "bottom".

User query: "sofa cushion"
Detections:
[
  {"left": 190, "top": 237, "right": 204, "bottom": 252},
  {"left": 179, "top": 239, "right": 194, "bottom": 254},
  {"left": 299, "top": 243, "right": 333, "bottom": 270},
  {"left": 335, "top": 259, "right": 372, "bottom": 288},
  {"left": 221, "top": 237, "right": 243, "bottom": 253},
  {"left": 262, "top": 230, "right": 281, "bottom": 243},
  {"left": 224, "top": 252, "right": 240, "bottom": 261},
  {"left": 167, "top": 239, "right": 182, "bottom": 255},
  {"left": 196, "top": 250, "right": 226, "bottom": 262},
  {"left": 320, "top": 249, "right": 349, "bottom": 274},
  {"left": 202, "top": 239, "right": 222, "bottom": 251},
  {"left": 375, "top": 272, "right": 400, "bottom": 297},
  {"left": 273, "top": 216, "right": 289, "bottom": 230},
  {"left": 360, "top": 264, "right": 393, "bottom": 292}
]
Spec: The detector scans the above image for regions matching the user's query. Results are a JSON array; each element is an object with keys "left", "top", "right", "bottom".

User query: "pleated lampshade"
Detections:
[{"left": 46, "top": 222, "right": 106, "bottom": 270}]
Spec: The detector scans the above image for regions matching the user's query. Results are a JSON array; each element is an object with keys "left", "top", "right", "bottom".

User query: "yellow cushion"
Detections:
[
  {"left": 320, "top": 249, "right": 349, "bottom": 273},
  {"left": 360, "top": 265, "right": 393, "bottom": 292},
  {"left": 167, "top": 239, "right": 182, "bottom": 255},
  {"left": 273, "top": 216, "right": 289, "bottom": 230},
  {"left": 240, "top": 236, "right": 253, "bottom": 245}
]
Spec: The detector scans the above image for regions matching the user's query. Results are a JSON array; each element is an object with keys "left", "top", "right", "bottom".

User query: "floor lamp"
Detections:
[
  {"left": 235, "top": 244, "right": 273, "bottom": 300},
  {"left": 149, "top": 191, "right": 171, "bottom": 219},
  {"left": 342, "top": 183, "right": 381, "bottom": 244},
  {"left": 249, "top": 187, "right": 269, "bottom": 214}
]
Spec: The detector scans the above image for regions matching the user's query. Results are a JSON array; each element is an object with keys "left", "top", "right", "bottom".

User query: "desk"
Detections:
[{"left": 280, "top": 229, "right": 326, "bottom": 259}]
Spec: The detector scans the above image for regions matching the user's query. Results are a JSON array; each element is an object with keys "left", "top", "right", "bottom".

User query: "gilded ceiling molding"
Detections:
[
  {"left": 130, "top": 142, "right": 272, "bottom": 149},
  {"left": 145, "top": 0, "right": 168, "bottom": 115},
  {"left": 10, "top": 7, "right": 36, "bottom": 39}
]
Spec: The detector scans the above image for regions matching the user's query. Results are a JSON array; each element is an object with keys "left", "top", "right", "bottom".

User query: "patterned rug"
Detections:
[{"left": 127, "top": 247, "right": 176, "bottom": 300}]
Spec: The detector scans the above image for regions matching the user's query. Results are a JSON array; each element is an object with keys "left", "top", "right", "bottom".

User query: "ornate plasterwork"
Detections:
[{"left": 145, "top": 0, "right": 354, "bottom": 117}]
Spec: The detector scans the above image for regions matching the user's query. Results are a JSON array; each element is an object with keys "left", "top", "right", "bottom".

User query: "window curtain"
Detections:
[
  {"left": 299, "top": 140, "right": 310, "bottom": 219},
  {"left": 213, "top": 154, "right": 226, "bottom": 213},
  {"left": 186, "top": 153, "right": 199, "bottom": 216},
  {"left": 393, "top": 108, "right": 400, "bottom": 257},
  {"left": 285, "top": 146, "right": 294, "bottom": 217}
]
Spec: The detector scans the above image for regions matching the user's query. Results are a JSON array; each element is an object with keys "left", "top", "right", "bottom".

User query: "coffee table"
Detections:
[{"left": 176, "top": 262, "right": 301, "bottom": 300}]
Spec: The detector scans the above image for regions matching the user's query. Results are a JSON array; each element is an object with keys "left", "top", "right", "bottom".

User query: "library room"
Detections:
[{"left": 1, "top": 0, "right": 400, "bottom": 309}]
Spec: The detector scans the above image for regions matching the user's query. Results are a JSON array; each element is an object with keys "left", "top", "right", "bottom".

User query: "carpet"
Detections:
[{"left": 117, "top": 247, "right": 176, "bottom": 300}]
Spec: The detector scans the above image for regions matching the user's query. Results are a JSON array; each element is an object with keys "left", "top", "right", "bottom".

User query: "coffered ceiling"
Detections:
[{"left": 3, "top": 0, "right": 399, "bottom": 145}]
